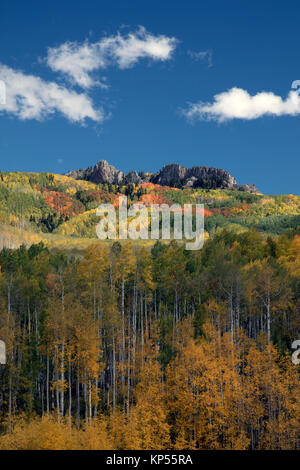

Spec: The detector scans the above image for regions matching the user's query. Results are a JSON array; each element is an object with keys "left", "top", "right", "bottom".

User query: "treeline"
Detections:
[{"left": 0, "top": 228, "right": 299, "bottom": 449}]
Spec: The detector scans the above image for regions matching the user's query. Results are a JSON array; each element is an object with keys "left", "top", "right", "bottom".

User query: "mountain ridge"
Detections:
[{"left": 66, "top": 160, "right": 258, "bottom": 193}]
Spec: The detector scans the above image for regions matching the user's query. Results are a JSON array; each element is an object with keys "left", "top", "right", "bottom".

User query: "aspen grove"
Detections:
[{"left": 0, "top": 230, "right": 299, "bottom": 449}]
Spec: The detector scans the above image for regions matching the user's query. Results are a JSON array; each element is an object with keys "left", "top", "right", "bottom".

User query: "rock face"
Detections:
[
  {"left": 151, "top": 163, "right": 238, "bottom": 189},
  {"left": 66, "top": 160, "right": 124, "bottom": 185},
  {"left": 66, "top": 160, "right": 258, "bottom": 193},
  {"left": 124, "top": 171, "right": 142, "bottom": 185},
  {"left": 232, "top": 183, "right": 258, "bottom": 194},
  {"left": 151, "top": 164, "right": 187, "bottom": 186}
]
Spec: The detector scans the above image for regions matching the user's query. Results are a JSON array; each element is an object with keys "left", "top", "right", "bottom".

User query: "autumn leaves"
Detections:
[{"left": 0, "top": 231, "right": 299, "bottom": 449}]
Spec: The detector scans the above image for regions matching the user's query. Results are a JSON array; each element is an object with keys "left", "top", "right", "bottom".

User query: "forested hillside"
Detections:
[
  {"left": 0, "top": 171, "right": 299, "bottom": 450},
  {"left": 1, "top": 170, "right": 300, "bottom": 251},
  {"left": 0, "top": 231, "right": 299, "bottom": 449}
]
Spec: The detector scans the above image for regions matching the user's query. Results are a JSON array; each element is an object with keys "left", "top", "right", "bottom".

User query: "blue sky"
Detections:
[{"left": 1, "top": 0, "right": 300, "bottom": 194}]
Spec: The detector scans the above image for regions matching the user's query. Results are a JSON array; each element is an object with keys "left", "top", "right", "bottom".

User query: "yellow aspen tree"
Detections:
[{"left": 132, "top": 341, "right": 170, "bottom": 449}]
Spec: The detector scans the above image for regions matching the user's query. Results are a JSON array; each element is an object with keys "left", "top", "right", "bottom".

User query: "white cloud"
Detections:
[
  {"left": 182, "top": 87, "right": 300, "bottom": 122},
  {"left": 46, "top": 42, "right": 107, "bottom": 89},
  {"left": 0, "top": 64, "right": 103, "bottom": 123},
  {"left": 187, "top": 49, "right": 213, "bottom": 67},
  {"left": 46, "top": 26, "right": 178, "bottom": 88}
]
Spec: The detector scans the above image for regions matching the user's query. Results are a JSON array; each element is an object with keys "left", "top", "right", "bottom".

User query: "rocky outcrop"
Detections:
[
  {"left": 66, "top": 167, "right": 93, "bottom": 181},
  {"left": 232, "top": 183, "right": 258, "bottom": 194},
  {"left": 66, "top": 160, "right": 124, "bottom": 185},
  {"left": 187, "top": 166, "right": 237, "bottom": 188},
  {"left": 150, "top": 163, "right": 238, "bottom": 189},
  {"left": 124, "top": 171, "right": 142, "bottom": 185},
  {"left": 66, "top": 160, "right": 258, "bottom": 193},
  {"left": 151, "top": 164, "right": 187, "bottom": 186}
]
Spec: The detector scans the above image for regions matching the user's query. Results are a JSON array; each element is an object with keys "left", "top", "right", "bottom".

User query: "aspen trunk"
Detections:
[
  {"left": 68, "top": 360, "right": 72, "bottom": 430},
  {"left": 46, "top": 354, "right": 50, "bottom": 413},
  {"left": 76, "top": 372, "right": 80, "bottom": 429},
  {"left": 112, "top": 332, "right": 116, "bottom": 409},
  {"left": 266, "top": 296, "right": 271, "bottom": 342}
]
